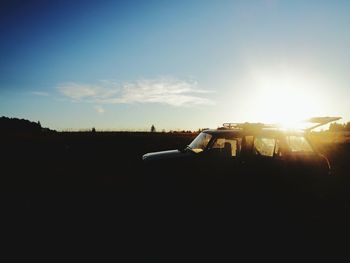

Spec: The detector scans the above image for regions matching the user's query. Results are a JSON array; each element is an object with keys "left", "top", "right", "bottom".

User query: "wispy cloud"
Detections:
[{"left": 57, "top": 78, "right": 214, "bottom": 107}]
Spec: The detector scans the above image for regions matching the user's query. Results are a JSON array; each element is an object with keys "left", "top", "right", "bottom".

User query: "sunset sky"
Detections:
[{"left": 1, "top": 0, "right": 349, "bottom": 130}]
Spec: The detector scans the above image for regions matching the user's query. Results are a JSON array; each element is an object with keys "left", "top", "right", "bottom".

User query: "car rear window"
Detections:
[{"left": 286, "top": 136, "right": 313, "bottom": 153}]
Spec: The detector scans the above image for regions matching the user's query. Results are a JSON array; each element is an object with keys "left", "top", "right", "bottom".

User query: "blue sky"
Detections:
[{"left": 1, "top": 0, "right": 349, "bottom": 130}]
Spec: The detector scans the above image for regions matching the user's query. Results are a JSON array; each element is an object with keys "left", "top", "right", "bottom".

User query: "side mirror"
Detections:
[{"left": 178, "top": 146, "right": 188, "bottom": 153}]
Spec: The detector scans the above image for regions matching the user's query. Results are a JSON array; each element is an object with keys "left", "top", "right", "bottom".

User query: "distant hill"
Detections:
[{"left": 0, "top": 116, "right": 54, "bottom": 134}]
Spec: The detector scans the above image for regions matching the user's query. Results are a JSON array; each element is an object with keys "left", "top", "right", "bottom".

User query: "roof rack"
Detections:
[
  {"left": 221, "top": 117, "right": 342, "bottom": 132},
  {"left": 221, "top": 122, "right": 278, "bottom": 130}
]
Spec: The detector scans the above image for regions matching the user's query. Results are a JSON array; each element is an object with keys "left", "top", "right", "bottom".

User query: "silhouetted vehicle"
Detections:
[{"left": 143, "top": 118, "right": 341, "bottom": 190}]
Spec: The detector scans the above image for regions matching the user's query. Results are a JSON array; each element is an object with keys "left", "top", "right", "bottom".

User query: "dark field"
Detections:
[
  {"left": 2, "top": 131, "right": 350, "bottom": 257},
  {"left": 1, "top": 131, "right": 197, "bottom": 191}
]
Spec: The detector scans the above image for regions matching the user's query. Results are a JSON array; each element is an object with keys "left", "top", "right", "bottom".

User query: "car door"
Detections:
[
  {"left": 191, "top": 135, "right": 242, "bottom": 190},
  {"left": 240, "top": 135, "right": 281, "bottom": 176}
]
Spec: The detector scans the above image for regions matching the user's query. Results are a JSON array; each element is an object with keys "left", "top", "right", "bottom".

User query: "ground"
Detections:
[{"left": 1, "top": 131, "right": 350, "bottom": 258}]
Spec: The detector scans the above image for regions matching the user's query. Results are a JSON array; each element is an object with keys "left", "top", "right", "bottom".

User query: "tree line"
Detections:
[
  {"left": 2, "top": 116, "right": 349, "bottom": 133},
  {"left": 0, "top": 116, "right": 53, "bottom": 133},
  {"left": 328, "top": 122, "right": 350, "bottom": 132}
]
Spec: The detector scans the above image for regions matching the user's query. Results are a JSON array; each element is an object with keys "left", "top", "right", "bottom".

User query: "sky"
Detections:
[{"left": 1, "top": 0, "right": 349, "bottom": 131}]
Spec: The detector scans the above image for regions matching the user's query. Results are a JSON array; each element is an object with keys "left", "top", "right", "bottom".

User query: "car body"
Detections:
[{"left": 142, "top": 118, "right": 340, "bottom": 190}]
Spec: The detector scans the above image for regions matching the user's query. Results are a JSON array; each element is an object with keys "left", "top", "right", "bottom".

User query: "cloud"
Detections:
[
  {"left": 94, "top": 105, "right": 105, "bottom": 114},
  {"left": 57, "top": 78, "right": 214, "bottom": 107},
  {"left": 57, "top": 82, "right": 118, "bottom": 100}
]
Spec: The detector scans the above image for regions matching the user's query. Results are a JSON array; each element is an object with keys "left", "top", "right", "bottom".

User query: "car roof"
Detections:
[
  {"left": 203, "top": 128, "right": 305, "bottom": 137},
  {"left": 201, "top": 117, "right": 342, "bottom": 137}
]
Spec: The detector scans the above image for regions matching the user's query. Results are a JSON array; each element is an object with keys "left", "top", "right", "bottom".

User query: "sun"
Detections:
[{"left": 234, "top": 67, "right": 328, "bottom": 129}]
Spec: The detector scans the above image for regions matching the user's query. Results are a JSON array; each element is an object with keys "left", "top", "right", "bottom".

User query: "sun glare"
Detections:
[{"left": 232, "top": 67, "right": 329, "bottom": 130}]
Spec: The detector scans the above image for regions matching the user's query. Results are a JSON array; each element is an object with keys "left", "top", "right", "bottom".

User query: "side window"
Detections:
[
  {"left": 286, "top": 136, "right": 313, "bottom": 153},
  {"left": 211, "top": 138, "right": 241, "bottom": 157},
  {"left": 253, "top": 137, "right": 276, "bottom": 157}
]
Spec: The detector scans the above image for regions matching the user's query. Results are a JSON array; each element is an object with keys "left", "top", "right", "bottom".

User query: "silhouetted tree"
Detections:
[
  {"left": 151, "top": 125, "right": 156, "bottom": 132},
  {"left": 345, "top": 122, "right": 350, "bottom": 131},
  {"left": 329, "top": 123, "right": 345, "bottom": 132},
  {"left": 0, "top": 116, "right": 45, "bottom": 134},
  {"left": 92, "top": 127, "right": 96, "bottom": 133}
]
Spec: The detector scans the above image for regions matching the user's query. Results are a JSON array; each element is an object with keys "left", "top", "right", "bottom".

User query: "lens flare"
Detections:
[{"left": 228, "top": 67, "right": 330, "bottom": 129}]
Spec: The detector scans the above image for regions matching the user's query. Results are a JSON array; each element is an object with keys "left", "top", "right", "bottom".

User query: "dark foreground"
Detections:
[{"left": 1, "top": 131, "right": 350, "bottom": 259}]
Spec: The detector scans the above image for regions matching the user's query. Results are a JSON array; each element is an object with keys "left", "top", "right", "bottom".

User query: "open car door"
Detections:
[{"left": 304, "top": 116, "right": 342, "bottom": 132}]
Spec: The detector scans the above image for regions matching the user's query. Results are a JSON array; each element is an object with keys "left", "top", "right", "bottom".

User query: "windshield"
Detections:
[
  {"left": 188, "top": 132, "right": 212, "bottom": 153},
  {"left": 286, "top": 136, "right": 313, "bottom": 153}
]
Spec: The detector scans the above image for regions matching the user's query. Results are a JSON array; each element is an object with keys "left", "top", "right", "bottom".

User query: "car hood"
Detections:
[{"left": 142, "top": 149, "right": 190, "bottom": 162}]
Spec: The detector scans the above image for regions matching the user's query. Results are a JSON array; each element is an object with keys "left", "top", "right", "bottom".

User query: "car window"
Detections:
[
  {"left": 211, "top": 138, "right": 241, "bottom": 157},
  {"left": 253, "top": 137, "right": 276, "bottom": 157},
  {"left": 286, "top": 136, "right": 313, "bottom": 153},
  {"left": 188, "top": 132, "right": 212, "bottom": 153}
]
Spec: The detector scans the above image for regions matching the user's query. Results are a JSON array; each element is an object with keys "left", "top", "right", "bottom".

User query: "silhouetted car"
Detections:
[{"left": 142, "top": 118, "right": 340, "bottom": 190}]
